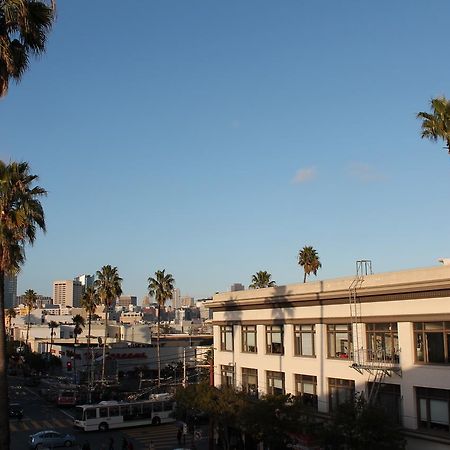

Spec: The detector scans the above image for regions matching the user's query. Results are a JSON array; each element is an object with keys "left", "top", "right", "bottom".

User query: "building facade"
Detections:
[
  {"left": 208, "top": 265, "right": 450, "bottom": 450},
  {"left": 4, "top": 275, "right": 17, "bottom": 308},
  {"left": 52, "top": 280, "right": 83, "bottom": 308}
]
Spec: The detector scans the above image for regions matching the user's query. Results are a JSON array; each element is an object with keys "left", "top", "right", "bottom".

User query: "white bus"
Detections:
[{"left": 73, "top": 395, "right": 176, "bottom": 431}]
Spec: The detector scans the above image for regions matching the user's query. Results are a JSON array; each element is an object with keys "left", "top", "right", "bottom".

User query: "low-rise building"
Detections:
[{"left": 208, "top": 264, "right": 450, "bottom": 450}]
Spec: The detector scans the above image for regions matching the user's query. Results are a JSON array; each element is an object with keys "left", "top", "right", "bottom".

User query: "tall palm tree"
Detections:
[
  {"left": 298, "top": 246, "right": 322, "bottom": 283},
  {"left": 417, "top": 96, "right": 450, "bottom": 154},
  {"left": 148, "top": 269, "right": 174, "bottom": 387},
  {"left": 80, "top": 286, "right": 99, "bottom": 388},
  {"left": 48, "top": 320, "right": 59, "bottom": 356},
  {"left": 95, "top": 265, "right": 122, "bottom": 381},
  {"left": 0, "top": 0, "right": 56, "bottom": 97},
  {"left": 249, "top": 271, "right": 276, "bottom": 289},
  {"left": 0, "top": 161, "right": 46, "bottom": 448},
  {"left": 6, "top": 307, "right": 15, "bottom": 340},
  {"left": 72, "top": 314, "right": 85, "bottom": 380},
  {"left": 23, "top": 288, "right": 37, "bottom": 349}
]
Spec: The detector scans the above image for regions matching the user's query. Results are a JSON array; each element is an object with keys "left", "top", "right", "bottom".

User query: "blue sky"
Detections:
[{"left": 2, "top": 1, "right": 450, "bottom": 300}]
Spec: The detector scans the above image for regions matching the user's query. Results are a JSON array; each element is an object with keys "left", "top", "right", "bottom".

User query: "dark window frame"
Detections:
[
  {"left": 266, "top": 370, "right": 285, "bottom": 395},
  {"left": 295, "top": 374, "right": 318, "bottom": 410},
  {"left": 328, "top": 377, "right": 355, "bottom": 412},
  {"left": 416, "top": 387, "right": 450, "bottom": 432},
  {"left": 266, "top": 325, "right": 284, "bottom": 355},
  {"left": 220, "top": 364, "right": 235, "bottom": 387},
  {"left": 327, "top": 324, "right": 352, "bottom": 359},
  {"left": 242, "top": 367, "right": 258, "bottom": 395},
  {"left": 242, "top": 325, "right": 257, "bottom": 353},
  {"left": 220, "top": 325, "right": 234, "bottom": 352},
  {"left": 414, "top": 322, "right": 450, "bottom": 365},
  {"left": 366, "top": 322, "right": 400, "bottom": 363},
  {"left": 294, "top": 324, "right": 316, "bottom": 357}
]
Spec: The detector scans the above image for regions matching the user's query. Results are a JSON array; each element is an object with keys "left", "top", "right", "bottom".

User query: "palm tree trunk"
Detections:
[
  {"left": 303, "top": 272, "right": 307, "bottom": 283},
  {"left": 0, "top": 271, "right": 11, "bottom": 449},
  {"left": 101, "top": 304, "right": 108, "bottom": 381},
  {"left": 26, "top": 309, "right": 31, "bottom": 348},
  {"left": 157, "top": 304, "right": 161, "bottom": 387},
  {"left": 87, "top": 312, "right": 92, "bottom": 400}
]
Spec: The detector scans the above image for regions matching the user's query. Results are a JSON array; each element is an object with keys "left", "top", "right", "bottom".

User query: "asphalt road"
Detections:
[{"left": 8, "top": 376, "right": 201, "bottom": 450}]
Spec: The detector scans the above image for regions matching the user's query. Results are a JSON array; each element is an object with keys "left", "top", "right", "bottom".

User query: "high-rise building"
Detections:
[
  {"left": 75, "top": 274, "right": 94, "bottom": 292},
  {"left": 4, "top": 275, "right": 17, "bottom": 308},
  {"left": 52, "top": 280, "right": 83, "bottom": 308},
  {"left": 180, "top": 295, "right": 194, "bottom": 308},
  {"left": 171, "top": 288, "right": 181, "bottom": 309}
]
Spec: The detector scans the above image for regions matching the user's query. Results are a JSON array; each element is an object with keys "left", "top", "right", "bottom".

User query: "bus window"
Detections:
[
  {"left": 153, "top": 402, "right": 162, "bottom": 413},
  {"left": 131, "top": 404, "right": 142, "bottom": 418},
  {"left": 142, "top": 404, "right": 152, "bottom": 418},
  {"left": 121, "top": 405, "right": 131, "bottom": 421},
  {"left": 109, "top": 406, "right": 119, "bottom": 417},
  {"left": 86, "top": 408, "right": 96, "bottom": 420},
  {"left": 99, "top": 407, "right": 108, "bottom": 418},
  {"left": 163, "top": 401, "right": 174, "bottom": 412}
]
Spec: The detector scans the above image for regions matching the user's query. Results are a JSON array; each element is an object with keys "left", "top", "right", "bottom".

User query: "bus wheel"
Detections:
[
  {"left": 152, "top": 416, "right": 161, "bottom": 425},
  {"left": 99, "top": 422, "right": 109, "bottom": 431}
]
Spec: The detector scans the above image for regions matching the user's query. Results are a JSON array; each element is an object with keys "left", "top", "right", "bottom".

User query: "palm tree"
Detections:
[
  {"left": 5, "top": 307, "right": 15, "bottom": 340},
  {"left": 80, "top": 286, "right": 99, "bottom": 388},
  {"left": 0, "top": 161, "right": 46, "bottom": 448},
  {"left": 23, "top": 289, "right": 37, "bottom": 349},
  {"left": 95, "top": 265, "right": 122, "bottom": 381},
  {"left": 417, "top": 96, "right": 450, "bottom": 154},
  {"left": 0, "top": 0, "right": 56, "bottom": 97},
  {"left": 249, "top": 271, "right": 276, "bottom": 289},
  {"left": 48, "top": 320, "right": 59, "bottom": 356},
  {"left": 148, "top": 269, "right": 175, "bottom": 387},
  {"left": 72, "top": 314, "right": 85, "bottom": 380},
  {"left": 298, "top": 246, "right": 322, "bottom": 283}
]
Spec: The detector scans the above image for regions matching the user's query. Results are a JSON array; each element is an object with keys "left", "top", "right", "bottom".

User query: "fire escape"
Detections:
[{"left": 349, "top": 260, "right": 401, "bottom": 403}]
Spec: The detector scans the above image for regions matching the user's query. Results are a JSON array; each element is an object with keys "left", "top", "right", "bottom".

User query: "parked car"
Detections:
[
  {"left": 28, "top": 431, "right": 76, "bottom": 449},
  {"left": 9, "top": 403, "right": 23, "bottom": 419}
]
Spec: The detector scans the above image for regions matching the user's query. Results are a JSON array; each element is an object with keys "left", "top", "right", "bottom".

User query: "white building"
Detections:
[{"left": 208, "top": 264, "right": 450, "bottom": 450}]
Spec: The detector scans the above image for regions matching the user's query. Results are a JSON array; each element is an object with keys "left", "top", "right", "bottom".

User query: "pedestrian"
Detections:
[
  {"left": 177, "top": 427, "right": 182, "bottom": 445},
  {"left": 121, "top": 437, "right": 128, "bottom": 450},
  {"left": 108, "top": 437, "right": 114, "bottom": 450}
]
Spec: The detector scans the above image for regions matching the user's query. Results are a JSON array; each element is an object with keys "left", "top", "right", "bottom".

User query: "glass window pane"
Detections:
[
  {"left": 430, "top": 399, "right": 449, "bottom": 425},
  {"left": 301, "top": 334, "right": 313, "bottom": 356},
  {"left": 303, "top": 383, "right": 314, "bottom": 395},
  {"left": 426, "top": 333, "right": 445, "bottom": 363}
]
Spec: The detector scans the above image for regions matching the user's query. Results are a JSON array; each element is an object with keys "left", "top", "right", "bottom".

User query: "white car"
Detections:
[{"left": 28, "top": 430, "right": 76, "bottom": 449}]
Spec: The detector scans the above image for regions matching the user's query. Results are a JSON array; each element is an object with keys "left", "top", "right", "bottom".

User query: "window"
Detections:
[
  {"left": 366, "top": 323, "right": 399, "bottom": 363},
  {"left": 267, "top": 371, "right": 285, "bottom": 395},
  {"left": 266, "top": 325, "right": 284, "bottom": 354},
  {"left": 417, "top": 387, "right": 450, "bottom": 432},
  {"left": 242, "top": 325, "right": 257, "bottom": 353},
  {"left": 327, "top": 324, "right": 352, "bottom": 359},
  {"left": 86, "top": 408, "right": 96, "bottom": 419},
  {"left": 368, "top": 383, "right": 401, "bottom": 424},
  {"left": 295, "top": 374, "right": 318, "bottom": 410},
  {"left": 414, "top": 322, "right": 450, "bottom": 364},
  {"left": 328, "top": 378, "right": 355, "bottom": 412},
  {"left": 220, "top": 364, "right": 235, "bottom": 387},
  {"left": 242, "top": 368, "right": 258, "bottom": 395},
  {"left": 220, "top": 325, "right": 233, "bottom": 352},
  {"left": 294, "top": 324, "right": 315, "bottom": 356},
  {"left": 99, "top": 407, "right": 108, "bottom": 418}
]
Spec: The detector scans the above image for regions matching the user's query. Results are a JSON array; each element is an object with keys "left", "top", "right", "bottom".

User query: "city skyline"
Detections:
[{"left": 3, "top": 1, "right": 450, "bottom": 299}]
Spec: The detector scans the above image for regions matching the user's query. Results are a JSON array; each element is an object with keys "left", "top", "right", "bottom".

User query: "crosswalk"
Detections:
[
  {"left": 124, "top": 423, "right": 182, "bottom": 450},
  {"left": 9, "top": 417, "right": 73, "bottom": 432}
]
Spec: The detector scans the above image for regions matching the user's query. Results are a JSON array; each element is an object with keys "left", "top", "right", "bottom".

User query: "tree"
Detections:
[
  {"left": 298, "top": 246, "right": 321, "bottom": 283},
  {"left": 95, "top": 265, "right": 122, "bottom": 381},
  {"left": 148, "top": 269, "right": 174, "bottom": 386},
  {"left": 23, "top": 288, "right": 37, "bottom": 348},
  {"left": 0, "top": 161, "right": 46, "bottom": 449},
  {"left": 0, "top": 0, "right": 56, "bottom": 97},
  {"left": 80, "top": 286, "right": 99, "bottom": 388},
  {"left": 5, "top": 307, "right": 15, "bottom": 340},
  {"left": 249, "top": 271, "right": 276, "bottom": 289},
  {"left": 47, "top": 320, "right": 59, "bottom": 356},
  {"left": 72, "top": 314, "right": 85, "bottom": 380},
  {"left": 417, "top": 96, "right": 450, "bottom": 154}
]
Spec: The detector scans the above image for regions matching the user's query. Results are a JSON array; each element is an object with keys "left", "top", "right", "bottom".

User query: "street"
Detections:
[{"left": 9, "top": 377, "right": 202, "bottom": 450}]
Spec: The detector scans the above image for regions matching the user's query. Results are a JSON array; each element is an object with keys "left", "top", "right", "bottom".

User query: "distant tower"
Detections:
[
  {"left": 230, "top": 283, "right": 245, "bottom": 292},
  {"left": 4, "top": 275, "right": 17, "bottom": 308},
  {"left": 172, "top": 288, "right": 181, "bottom": 309},
  {"left": 75, "top": 274, "right": 95, "bottom": 292},
  {"left": 53, "top": 280, "right": 83, "bottom": 308}
]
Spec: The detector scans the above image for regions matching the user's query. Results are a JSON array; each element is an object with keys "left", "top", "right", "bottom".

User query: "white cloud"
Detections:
[
  {"left": 292, "top": 167, "right": 316, "bottom": 184},
  {"left": 348, "top": 162, "right": 385, "bottom": 182}
]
